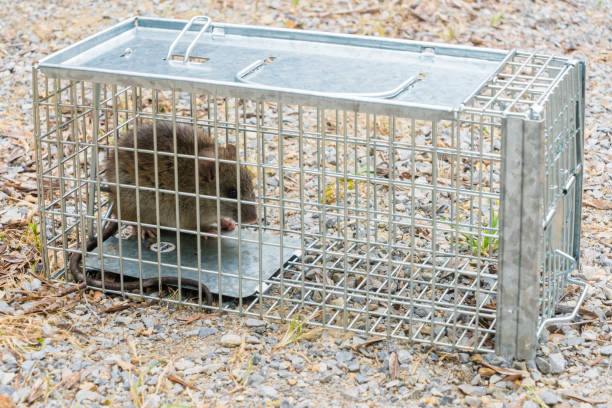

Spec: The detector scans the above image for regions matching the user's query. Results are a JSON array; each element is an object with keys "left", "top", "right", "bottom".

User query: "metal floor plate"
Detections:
[{"left": 84, "top": 229, "right": 301, "bottom": 298}]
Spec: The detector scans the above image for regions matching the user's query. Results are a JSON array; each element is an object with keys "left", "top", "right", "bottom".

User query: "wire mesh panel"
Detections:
[{"left": 33, "top": 16, "right": 585, "bottom": 358}]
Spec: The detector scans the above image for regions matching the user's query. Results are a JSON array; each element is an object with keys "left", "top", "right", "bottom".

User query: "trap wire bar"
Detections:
[{"left": 34, "top": 16, "right": 586, "bottom": 359}]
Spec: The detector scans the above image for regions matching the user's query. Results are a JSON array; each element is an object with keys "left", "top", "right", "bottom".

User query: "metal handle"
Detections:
[
  {"left": 165, "top": 16, "right": 212, "bottom": 63},
  {"left": 536, "top": 250, "right": 588, "bottom": 337},
  {"left": 235, "top": 58, "right": 426, "bottom": 99}
]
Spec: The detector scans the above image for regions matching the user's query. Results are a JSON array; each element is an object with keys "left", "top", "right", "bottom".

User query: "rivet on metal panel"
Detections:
[
  {"left": 529, "top": 104, "right": 544, "bottom": 120},
  {"left": 212, "top": 27, "right": 225, "bottom": 38}
]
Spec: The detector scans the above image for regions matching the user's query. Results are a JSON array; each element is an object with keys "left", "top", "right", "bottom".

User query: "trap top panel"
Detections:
[{"left": 39, "top": 16, "right": 510, "bottom": 114}]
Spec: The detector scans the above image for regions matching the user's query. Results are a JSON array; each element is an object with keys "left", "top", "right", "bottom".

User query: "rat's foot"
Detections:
[
  {"left": 220, "top": 218, "right": 236, "bottom": 231},
  {"left": 202, "top": 228, "right": 219, "bottom": 240},
  {"left": 131, "top": 226, "right": 157, "bottom": 240}
]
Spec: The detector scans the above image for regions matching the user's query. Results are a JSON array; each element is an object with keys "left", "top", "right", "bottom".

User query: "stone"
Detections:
[
  {"left": 174, "top": 359, "right": 194, "bottom": 371},
  {"left": 582, "top": 330, "right": 597, "bottom": 341},
  {"left": 258, "top": 385, "right": 279, "bottom": 399},
  {"left": 458, "top": 385, "right": 487, "bottom": 396},
  {"left": 548, "top": 353, "right": 566, "bottom": 373},
  {"left": 30, "top": 278, "right": 42, "bottom": 291},
  {"left": 470, "top": 374, "right": 481, "bottom": 386},
  {"left": 21, "top": 360, "right": 35, "bottom": 374},
  {"left": 397, "top": 349, "right": 412, "bottom": 364},
  {"left": 202, "top": 363, "right": 224, "bottom": 375},
  {"left": 535, "top": 356, "right": 551, "bottom": 374},
  {"left": 220, "top": 334, "right": 242, "bottom": 347},
  {"left": 464, "top": 395, "right": 482, "bottom": 407},
  {"left": 355, "top": 374, "right": 368, "bottom": 384},
  {"left": 0, "top": 372, "right": 15, "bottom": 386},
  {"left": 0, "top": 301, "right": 13, "bottom": 314},
  {"left": 245, "top": 318, "right": 266, "bottom": 328},
  {"left": 246, "top": 335, "right": 260, "bottom": 344},
  {"left": 75, "top": 390, "right": 101, "bottom": 402},
  {"left": 598, "top": 345, "right": 612, "bottom": 356},
  {"left": 539, "top": 390, "right": 561, "bottom": 405},
  {"left": 341, "top": 388, "right": 359, "bottom": 400},
  {"left": 335, "top": 350, "right": 354, "bottom": 364},
  {"left": 0, "top": 385, "right": 14, "bottom": 396},
  {"left": 248, "top": 374, "right": 265, "bottom": 386},
  {"left": 522, "top": 401, "right": 540, "bottom": 408},
  {"left": 563, "top": 336, "right": 584, "bottom": 347},
  {"left": 2, "top": 354, "right": 17, "bottom": 369},
  {"left": 198, "top": 327, "right": 218, "bottom": 338}
]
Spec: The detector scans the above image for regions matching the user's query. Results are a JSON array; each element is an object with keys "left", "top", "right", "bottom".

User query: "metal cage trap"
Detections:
[{"left": 33, "top": 16, "right": 586, "bottom": 359}]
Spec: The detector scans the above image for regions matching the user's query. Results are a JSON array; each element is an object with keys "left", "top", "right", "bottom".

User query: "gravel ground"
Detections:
[{"left": 0, "top": 1, "right": 610, "bottom": 407}]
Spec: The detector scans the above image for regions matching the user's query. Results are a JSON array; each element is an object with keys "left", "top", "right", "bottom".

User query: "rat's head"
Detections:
[{"left": 198, "top": 144, "right": 258, "bottom": 225}]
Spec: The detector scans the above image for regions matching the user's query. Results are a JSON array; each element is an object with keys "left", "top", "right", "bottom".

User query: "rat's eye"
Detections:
[{"left": 227, "top": 188, "right": 237, "bottom": 199}]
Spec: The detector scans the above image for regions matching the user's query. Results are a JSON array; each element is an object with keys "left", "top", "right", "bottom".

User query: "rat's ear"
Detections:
[{"left": 198, "top": 154, "right": 216, "bottom": 183}]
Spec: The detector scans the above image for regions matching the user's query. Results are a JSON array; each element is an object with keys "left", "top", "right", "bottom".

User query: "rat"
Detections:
[{"left": 104, "top": 121, "right": 258, "bottom": 239}]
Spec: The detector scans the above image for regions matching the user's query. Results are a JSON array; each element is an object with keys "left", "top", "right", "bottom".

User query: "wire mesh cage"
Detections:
[{"left": 33, "top": 16, "right": 585, "bottom": 359}]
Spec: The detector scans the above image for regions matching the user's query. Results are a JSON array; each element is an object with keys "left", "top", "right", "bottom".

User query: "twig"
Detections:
[
  {"left": 168, "top": 374, "right": 198, "bottom": 391},
  {"left": 351, "top": 336, "right": 385, "bottom": 352},
  {"left": 55, "top": 282, "right": 86, "bottom": 297},
  {"left": 100, "top": 300, "right": 130, "bottom": 314},
  {"left": 563, "top": 318, "right": 611, "bottom": 326},
  {"left": 562, "top": 392, "right": 607, "bottom": 405},
  {"left": 317, "top": 6, "right": 381, "bottom": 18}
]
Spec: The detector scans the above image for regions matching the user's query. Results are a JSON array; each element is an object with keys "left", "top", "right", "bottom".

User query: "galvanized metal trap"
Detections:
[{"left": 34, "top": 16, "right": 586, "bottom": 359}]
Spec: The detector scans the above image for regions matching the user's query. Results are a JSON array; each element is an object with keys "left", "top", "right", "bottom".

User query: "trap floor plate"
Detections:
[{"left": 84, "top": 229, "right": 301, "bottom": 298}]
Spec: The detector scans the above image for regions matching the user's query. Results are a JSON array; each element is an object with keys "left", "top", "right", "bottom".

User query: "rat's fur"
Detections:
[{"left": 104, "top": 121, "right": 257, "bottom": 233}]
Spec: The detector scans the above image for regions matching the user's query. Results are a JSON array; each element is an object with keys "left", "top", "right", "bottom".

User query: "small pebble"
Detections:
[{"left": 220, "top": 334, "right": 242, "bottom": 347}]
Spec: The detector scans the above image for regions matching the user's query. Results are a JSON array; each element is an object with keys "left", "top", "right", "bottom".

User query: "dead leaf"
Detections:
[
  {"left": 478, "top": 367, "right": 496, "bottom": 377},
  {"left": 1, "top": 254, "right": 26, "bottom": 264},
  {"left": 481, "top": 362, "right": 527, "bottom": 378},
  {"left": 55, "top": 282, "right": 86, "bottom": 297},
  {"left": 376, "top": 167, "right": 389, "bottom": 177},
  {"left": 583, "top": 198, "right": 612, "bottom": 210},
  {"left": 177, "top": 312, "right": 221, "bottom": 325},
  {"left": 91, "top": 290, "right": 103, "bottom": 303},
  {"left": 352, "top": 337, "right": 385, "bottom": 352},
  {"left": 62, "top": 369, "right": 81, "bottom": 390},
  {"left": 168, "top": 374, "right": 198, "bottom": 391},
  {"left": 0, "top": 393, "right": 16, "bottom": 408},
  {"left": 27, "top": 378, "right": 45, "bottom": 404},
  {"left": 116, "top": 359, "right": 137, "bottom": 373},
  {"left": 562, "top": 392, "right": 607, "bottom": 405},
  {"left": 389, "top": 351, "right": 399, "bottom": 379},
  {"left": 101, "top": 300, "right": 130, "bottom": 314}
]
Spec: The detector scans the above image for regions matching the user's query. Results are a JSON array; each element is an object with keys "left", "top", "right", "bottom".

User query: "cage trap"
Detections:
[{"left": 34, "top": 15, "right": 586, "bottom": 359}]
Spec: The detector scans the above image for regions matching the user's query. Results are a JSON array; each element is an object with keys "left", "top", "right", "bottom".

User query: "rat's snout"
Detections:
[{"left": 241, "top": 203, "right": 258, "bottom": 224}]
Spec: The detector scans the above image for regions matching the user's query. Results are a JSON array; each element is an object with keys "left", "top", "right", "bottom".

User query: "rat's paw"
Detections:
[
  {"left": 220, "top": 218, "right": 236, "bottom": 231},
  {"left": 141, "top": 226, "right": 157, "bottom": 240},
  {"left": 131, "top": 225, "right": 157, "bottom": 240},
  {"left": 202, "top": 228, "right": 219, "bottom": 240}
]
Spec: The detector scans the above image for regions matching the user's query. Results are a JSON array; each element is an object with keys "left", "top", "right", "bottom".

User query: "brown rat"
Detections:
[{"left": 104, "top": 121, "right": 258, "bottom": 239}]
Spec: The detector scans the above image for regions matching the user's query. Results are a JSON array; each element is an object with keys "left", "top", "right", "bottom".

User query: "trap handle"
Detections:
[
  {"left": 165, "top": 15, "right": 212, "bottom": 63},
  {"left": 536, "top": 250, "right": 588, "bottom": 338},
  {"left": 235, "top": 58, "right": 425, "bottom": 99}
]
